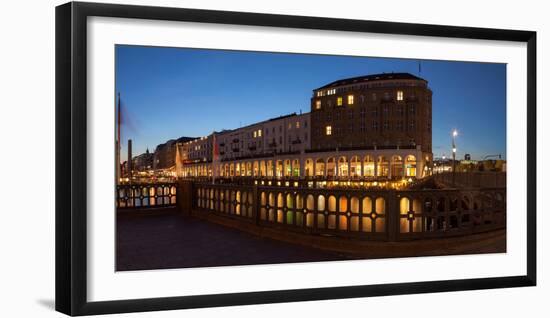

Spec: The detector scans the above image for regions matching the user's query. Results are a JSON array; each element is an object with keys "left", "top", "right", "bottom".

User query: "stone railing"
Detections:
[
  {"left": 434, "top": 172, "right": 506, "bottom": 188},
  {"left": 192, "top": 182, "right": 505, "bottom": 241},
  {"left": 116, "top": 183, "right": 177, "bottom": 208}
]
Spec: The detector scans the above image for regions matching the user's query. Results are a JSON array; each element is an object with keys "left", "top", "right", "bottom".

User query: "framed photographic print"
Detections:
[{"left": 55, "top": 1, "right": 537, "bottom": 316}]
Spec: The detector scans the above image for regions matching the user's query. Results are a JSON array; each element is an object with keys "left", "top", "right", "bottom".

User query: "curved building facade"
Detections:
[{"left": 311, "top": 73, "right": 432, "bottom": 152}]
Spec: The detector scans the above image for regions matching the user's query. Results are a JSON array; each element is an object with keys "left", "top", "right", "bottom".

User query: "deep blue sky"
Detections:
[{"left": 115, "top": 45, "right": 506, "bottom": 161}]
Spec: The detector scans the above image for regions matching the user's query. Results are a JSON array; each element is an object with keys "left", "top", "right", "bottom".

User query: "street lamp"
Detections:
[{"left": 452, "top": 129, "right": 458, "bottom": 187}]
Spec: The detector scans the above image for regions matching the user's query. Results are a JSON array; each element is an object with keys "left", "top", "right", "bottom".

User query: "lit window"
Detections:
[
  {"left": 258, "top": 129, "right": 262, "bottom": 137},
  {"left": 315, "top": 100, "right": 321, "bottom": 109},
  {"left": 326, "top": 125, "right": 332, "bottom": 135},
  {"left": 348, "top": 95, "right": 354, "bottom": 105},
  {"left": 253, "top": 131, "right": 257, "bottom": 138},
  {"left": 296, "top": 121, "right": 300, "bottom": 128},
  {"left": 337, "top": 97, "right": 343, "bottom": 106},
  {"left": 397, "top": 91, "right": 404, "bottom": 101}
]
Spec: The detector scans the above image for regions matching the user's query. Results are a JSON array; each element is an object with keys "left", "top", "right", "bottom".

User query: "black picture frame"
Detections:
[{"left": 55, "top": 1, "right": 537, "bottom": 316}]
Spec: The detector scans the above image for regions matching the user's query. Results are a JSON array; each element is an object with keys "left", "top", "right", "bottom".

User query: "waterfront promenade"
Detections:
[
  {"left": 117, "top": 209, "right": 349, "bottom": 271},
  {"left": 116, "top": 207, "right": 505, "bottom": 271}
]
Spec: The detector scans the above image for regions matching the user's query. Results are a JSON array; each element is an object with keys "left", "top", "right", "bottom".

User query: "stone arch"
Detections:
[
  {"left": 405, "top": 155, "right": 417, "bottom": 177},
  {"left": 363, "top": 155, "right": 375, "bottom": 177},
  {"left": 377, "top": 156, "right": 389, "bottom": 177},
  {"left": 315, "top": 158, "right": 325, "bottom": 176},
  {"left": 391, "top": 155, "right": 404, "bottom": 178}
]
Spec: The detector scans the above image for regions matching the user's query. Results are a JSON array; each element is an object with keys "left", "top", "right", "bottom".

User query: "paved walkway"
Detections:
[{"left": 116, "top": 211, "right": 350, "bottom": 271}]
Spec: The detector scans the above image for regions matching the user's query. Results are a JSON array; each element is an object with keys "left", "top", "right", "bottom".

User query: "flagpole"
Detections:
[{"left": 116, "top": 92, "right": 121, "bottom": 184}]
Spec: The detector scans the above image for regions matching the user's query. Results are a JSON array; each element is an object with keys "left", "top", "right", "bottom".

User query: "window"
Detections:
[
  {"left": 409, "top": 105, "right": 416, "bottom": 114},
  {"left": 326, "top": 125, "right": 332, "bottom": 135},
  {"left": 288, "top": 123, "right": 292, "bottom": 129},
  {"left": 347, "top": 94, "right": 354, "bottom": 105},
  {"left": 296, "top": 121, "right": 300, "bottom": 128},
  {"left": 253, "top": 131, "right": 257, "bottom": 138},
  {"left": 397, "top": 90, "right": 404, "bottom": 101},
  {"left": 372, "top": 93, "right": 377, "bottom": 101},
  {"left": 337, "top": 97, "right": 343, "bottom": 106},
  {"left": 258, "top": 129, "right": 262, "bottom": 137},
  {"left": 315, "top": 100, "right": 321, "bottom": 109},
  {"left": 372, "top": 121, "right": 378, "bottom": 130},
  {"left": 327, "top": 88, "right": 336, "bottom": 95}
]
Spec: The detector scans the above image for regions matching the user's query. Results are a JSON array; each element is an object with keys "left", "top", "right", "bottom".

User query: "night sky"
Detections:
[{"left": 115, "top": 45, "right": 506, "bottom": 162}]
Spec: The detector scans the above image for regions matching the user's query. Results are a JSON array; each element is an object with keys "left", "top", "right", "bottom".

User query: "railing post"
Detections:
[
  {"left": 253, "top": 184, "right": 260, "bottom": 225},
  {"left": 387, "top": 190, "right": 399, "bottom": 241},
  {"left": 176, "top": 179, "right": 194, "bottom": 216}
]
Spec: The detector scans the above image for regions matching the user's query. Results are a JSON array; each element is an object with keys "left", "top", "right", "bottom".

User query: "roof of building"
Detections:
[
  {"left": 315, "top": 72, "right": 426, "bottom": 90},
  {"left": 176, "top": 136, "right": 196, "bottom": 143},
  {"left": 268, "top": 112, "right": 297, "bottom": 122}
]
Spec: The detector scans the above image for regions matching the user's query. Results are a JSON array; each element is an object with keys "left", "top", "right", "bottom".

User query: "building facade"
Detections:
[
  {"left": 310, "top": 73, "right": 432, "bottom": 153},
  {"left": 216, "top": 112, "right": 311, "bottom": 161}
]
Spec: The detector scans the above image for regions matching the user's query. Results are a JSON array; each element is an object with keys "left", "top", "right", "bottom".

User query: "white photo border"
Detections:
[{"left": 87, "top": 16, "right": 527, "bottom": 302}]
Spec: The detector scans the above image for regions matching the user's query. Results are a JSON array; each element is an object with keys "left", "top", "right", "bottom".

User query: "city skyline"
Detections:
[{"left": 115, "top": 45, "right": 506, "bottom": 162}]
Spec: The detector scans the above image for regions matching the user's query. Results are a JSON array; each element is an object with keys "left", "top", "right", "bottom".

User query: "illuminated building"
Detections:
[{"left": 176, "top": 73, "right": 433, "bottom": 180}]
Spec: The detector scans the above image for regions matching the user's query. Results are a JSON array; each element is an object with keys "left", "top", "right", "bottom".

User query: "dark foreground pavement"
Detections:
[{"left": 116, "top": 210, "right": 350, "bottom": 271}]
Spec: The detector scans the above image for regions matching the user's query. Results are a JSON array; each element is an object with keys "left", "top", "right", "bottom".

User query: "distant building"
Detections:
[
  {"left": 154, "top": 137, "right": 195, "bottom": 170},
  {"left": 132, "top": 148, "right": 154, "bottom": 172}
]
